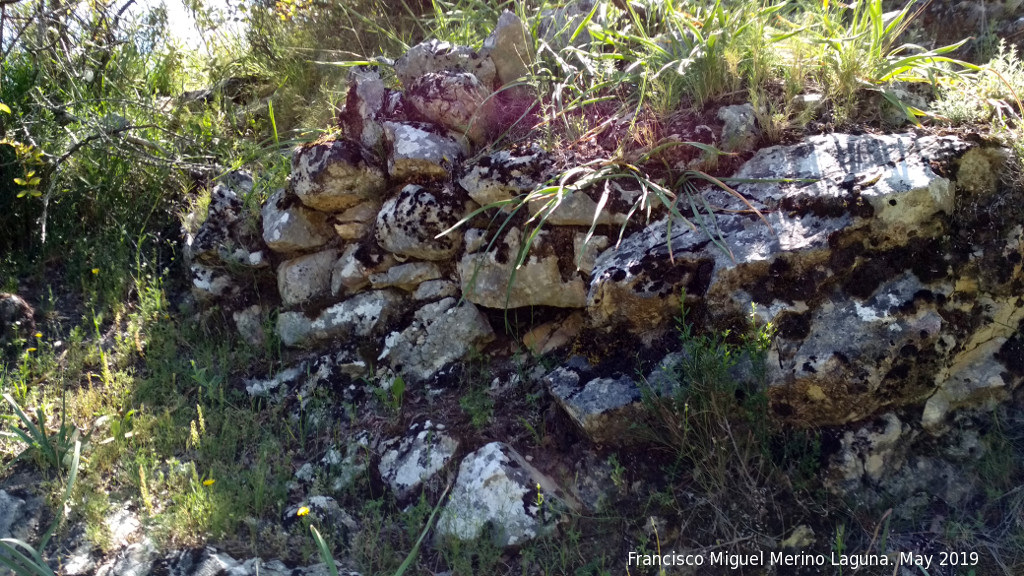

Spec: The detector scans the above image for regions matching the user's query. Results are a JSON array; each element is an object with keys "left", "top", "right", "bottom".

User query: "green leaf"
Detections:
[{"left": 0, "top": 103, "right": 10, "bottom": 114}]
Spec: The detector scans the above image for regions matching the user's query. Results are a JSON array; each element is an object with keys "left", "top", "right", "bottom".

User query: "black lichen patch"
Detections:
[
  {"left": 995, "top": 319, "right": 1024, "bottom": 378},
  {"left": 776, "top": 311, "right": 812, "bottom": 340},
  {"left": 779, "top": 190, "right": 874, "bottom": 219},
  {"left": 748, "top": 257, "right": 829, "bottom": 305},
  {"left": 840, "top": 238, "right": 946, "bottom": 300}
]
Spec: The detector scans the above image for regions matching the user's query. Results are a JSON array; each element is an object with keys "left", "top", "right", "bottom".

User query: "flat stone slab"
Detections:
[{"left": 277, "top": 290, "right": 403, "bottom": 348}]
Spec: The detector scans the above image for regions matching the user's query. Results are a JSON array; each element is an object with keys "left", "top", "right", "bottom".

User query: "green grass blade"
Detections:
[
  {"left": 393, "top": 484, "right": 451, "bottom": 576},
  {"left": 310, "top": 526, "right": 340, "bottom": 576}
]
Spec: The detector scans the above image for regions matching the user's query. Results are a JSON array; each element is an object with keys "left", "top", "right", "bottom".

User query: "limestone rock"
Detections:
[
  {"left": 522, "top": 312, "right": 584, "bottom": 355},
  {"left": 573, "top": 233, "right": 608, "bottom": 275},
  {"left": 526, "top": 186, "right": 633, "bottom": 226},
  {"left": 375, "top": 183, "right": 466, "bottom": 260},
  {"left": 277, "top": 290, "right": 402, "bottom": 347},
  {"left": 436, "top": 442, "right": 576, "bottom": 547},
  {"left": 408, "top": 71, "right": 492, "bottom": 144},
  {"left": 588, "top": 133, "right": 965, "bottom": 337},
  {"left": 717, "top": 103, "right": 759, "bottom": 152},
  {"left": 331, "top": 200, "right": 380, "bottom": 241},
  {"left": 232, "top": 304, "right": 266, "bottom": 348},
  {"left": 481, "top": 11, "right": 533, "bottom": 86},
  {"left": 284, "top": 496, "right": 359, "bottom": 539},
  {"left": 190, "top": 263, "right": 238, "bottom": 303},
  {"left": 544, "top": 357, "right": 643, "bottom": 445},
  {"left": 458, "top": 227, "right": 586, "bottom": 309},
  {"left": 922, "top": 294, "right": 1024, "bottom": 430},
  {"left": 767, "top": 273, "right": 948, "bottom": 426},
  {"left": 459, "top": 144, "right": 552, "bottom": 206},
  {"left": 187, "top": 172, "right": 253, "bottom": 265},
  {"left": 394, "top": 39, "right": 496, "bottom": 89},
  {"left": 277, "top": 249, "right": 338, "bottom": 306},
  {"left": 291, "top": 138, "right": 387, "bottom": 212},
  {"left": 369, "top": 261, "right": 442, "bottom": 291},
  {"left": 378, "top": 297, "right": 493, "bottom": 383},
  {"left": 341, "top": 66, "right": 388, "bottom": 150},
  {"left": 145, "top": 547, "right": 355, "bottom": 576},
  {"left": 955, "top": 145, "right": 1009, "bottom": 197},
  {"left": 828, "top": 413, "right": 910, "bottom": 492},
  {"left": 245, "top": 349, "right": 368, "bottom": 402},
  {"left": 332, "top": 222, "right": 368, "bottom": 240},
  {"left": 378, "top": 421, "right": 459, "bottom": 501},
  {"left": 261, "top": 189, "right": 333, "bottom": 253},
  {"left": 331, "top": 243, "right": 396, "bottom": 296},
  {"left": 94, "top": 540, "right": 159, "bottom": 576},
  {"left": 412, "top": 279, "right": 459, "bottom": 301},
  {"left": 0, "top": 489, "right": 41, "bottom": 541},
  {"left": 383, "top": 121, "right": 467, "bottom": 182},
  {"left": 295, "top": 433, "right": 375, "bottom": 494}
]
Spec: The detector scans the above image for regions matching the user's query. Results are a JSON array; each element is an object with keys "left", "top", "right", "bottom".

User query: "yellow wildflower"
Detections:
[
  {"left": 34, "top": 332, "right": 42, "bottom": 338},
  {"left": 297, "top": 506, "right": 310, "bottom": 517},
  {"left": 202, "top": 479, "right": 215, "bottom": 486},
  {"left": 91, "top": 268, "right": 99, "bottom": 275},
  {"left": 26, "top": 348, "right": 36, "bottom": 353}
]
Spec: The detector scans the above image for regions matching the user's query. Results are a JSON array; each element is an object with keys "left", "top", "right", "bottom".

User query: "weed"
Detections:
[
  {"left": 459, "top": 383, "right": 494, "bottom": 431},
  {"left": 373, "top": 373, "right": 406, "bottom": 415},
  {"left": 2, "top": 393, "right": 84, "bottom": 475}
]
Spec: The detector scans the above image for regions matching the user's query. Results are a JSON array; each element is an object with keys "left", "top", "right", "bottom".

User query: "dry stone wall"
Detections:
[{"left": 182, "top": 8, "right": 1024, "bottom": 550}]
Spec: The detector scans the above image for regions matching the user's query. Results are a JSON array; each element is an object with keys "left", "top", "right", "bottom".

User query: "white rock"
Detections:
[
  {"left": 379, "top": 298, "right": 494, "bottom": 383},
  {"left": 384, "top": 122, "right": 468, "bottom": 182},
  {"left": 436, "top": 442, "right": 574, "bottom": 547},
  {"left": 378, "top": 421, "right": 459, "bottom": 500}
]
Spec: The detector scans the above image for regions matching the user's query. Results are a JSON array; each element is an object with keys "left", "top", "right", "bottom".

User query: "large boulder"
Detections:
[
  {"left": 290, "top": 138, "right": 387, "bottom": 212},
  {"left": 588, "top": 133, "right": 965, "bottom": 337}
]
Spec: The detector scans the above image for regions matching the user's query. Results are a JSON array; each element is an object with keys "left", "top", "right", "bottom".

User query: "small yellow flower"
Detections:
[
  {"left": 26, "top": 348, "right": 36, "bottom": 353},
  {"left": 34, "top": 332, "right": 42, "bottom": 338},
  {"left": 297, "top": 506, "right": 310, "bottom": 517},
  {"left": 91, "top": 268, "right": 100, "bottom": 275},
  {"left": 202, "top": 479, "right": 215, "bottom": 486}
]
